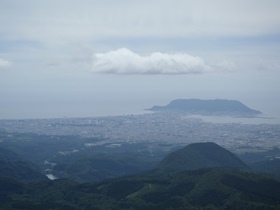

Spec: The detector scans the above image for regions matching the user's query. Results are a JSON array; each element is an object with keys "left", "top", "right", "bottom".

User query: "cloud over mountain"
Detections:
[{"left": 91, "top": 48, "right": 210, "bottom": 74}]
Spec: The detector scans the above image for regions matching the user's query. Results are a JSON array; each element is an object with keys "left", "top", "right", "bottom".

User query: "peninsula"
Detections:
[{"left": 147, "top": 99, "right": 262, "bottom": 116}]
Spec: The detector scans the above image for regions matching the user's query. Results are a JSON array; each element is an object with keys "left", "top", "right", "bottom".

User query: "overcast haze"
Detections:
[{"left": 0, "top": 0, "right": 280, "bottom": 119}]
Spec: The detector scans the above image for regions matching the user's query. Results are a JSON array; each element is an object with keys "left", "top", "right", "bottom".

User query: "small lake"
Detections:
[{"left": 46, "top": 174, "right": 58, "bottom": 180}]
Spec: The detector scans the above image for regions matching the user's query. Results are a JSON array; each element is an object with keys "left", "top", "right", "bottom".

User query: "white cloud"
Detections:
[
  {"left": 0, "top": 0, "right": 279, "bottom": 76},
  {"left": 91, "top": 48, "right": 211, "bottom": 74},
  {"left": 0, "top": 58, "right": 11, "bottom": 69}
]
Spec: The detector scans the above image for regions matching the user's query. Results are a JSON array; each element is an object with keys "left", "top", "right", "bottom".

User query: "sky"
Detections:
[{"left": 0, "top": 0, "right": 280, "bottom": 119}]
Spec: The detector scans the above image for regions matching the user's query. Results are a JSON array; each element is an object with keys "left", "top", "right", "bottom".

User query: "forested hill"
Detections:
[
  {"left": 0, "top": 147, "right": 47, "bottom": 181},
  {"left": 148, "top": 99, "right": 261, "bottom": 115},
  {"left": 1, "top": 143, "right": 280, "bottom": 209},
  {"left": 157, "top": 142, "right": 249, "bottom": 172}
]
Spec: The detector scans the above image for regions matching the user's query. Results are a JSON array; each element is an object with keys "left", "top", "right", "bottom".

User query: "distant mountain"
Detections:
[
  {"left": 0, "top": 147, "right": 47, "bottom": 181},
  {"left": 148, "top": 99, "right": 261, "bottom": 115},
  {"left": 157, "top": 142, "right": 249, "bottom": 172}
]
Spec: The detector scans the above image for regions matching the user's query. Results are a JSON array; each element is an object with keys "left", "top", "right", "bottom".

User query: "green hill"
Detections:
[
  {"left": 237, "top": 147, "right": 280, "bottom": 177},
  {"left": 53, "top": 153, "right": 159, "bottom": 182},
  {"left": 157, "top": 142, "right": 249, "bottom": 172},
  {"left": 1, "top": 168, "right": 280, "bottom": 209},
  {"left": 1, "top": 143, "right": 280, "bottom": 209},
  {"left": 251, "top": 159, "right": 280, "bottom": 176},
  {"left": 0, "top": 147, "right": 47, "bottom": 181}
]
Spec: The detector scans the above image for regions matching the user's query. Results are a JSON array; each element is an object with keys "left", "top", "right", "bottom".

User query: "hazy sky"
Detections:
[{"left": 1, "top": 0, "right": 280, "bottom": 119}]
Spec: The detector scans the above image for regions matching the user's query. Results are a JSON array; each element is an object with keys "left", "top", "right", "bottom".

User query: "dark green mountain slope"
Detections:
[
  {"left": 157, "top": 142, "right": 249, "bottom": 172},
  {"left": 237, "top": 147, "right": 280, "bottom": 177},
  {"left": 251, "top": 159, "right": 280, "bottom": 176},
  {"left": 0, "top": 147, "right": 47, "bottom": 181},
  {"left": 53, "top": 153, "right": 160, "bottom": 182},
  {"left": 1, "top": 168, "right": 280, "bottom": 210},
  {"left": 1, "top": 143, "right": 280, "bottom": 209},
  {"left": 148, "top": 99, "right": 261, "bottom": 115}
]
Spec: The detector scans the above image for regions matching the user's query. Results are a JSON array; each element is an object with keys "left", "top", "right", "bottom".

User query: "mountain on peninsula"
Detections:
[
  {"left": 157, "top": 142, "right": 249, "bottom": 172},
  {"left": 148, "top": 99, "right": 261, "bottom": 115}
]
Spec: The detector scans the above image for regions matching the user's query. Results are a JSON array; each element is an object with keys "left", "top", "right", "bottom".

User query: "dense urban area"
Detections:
[{"left": 0, "top": 112, "right": 279, "bottom": 154}]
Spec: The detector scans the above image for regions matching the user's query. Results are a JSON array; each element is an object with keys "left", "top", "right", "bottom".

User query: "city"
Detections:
[{"left": 0, "top": 112, "right": 279, "bottom": 154}]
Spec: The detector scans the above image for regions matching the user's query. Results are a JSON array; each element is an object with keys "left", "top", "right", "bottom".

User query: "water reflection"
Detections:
[{"left": 185, "top": 114, "right": 280, "bottom": 125}]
